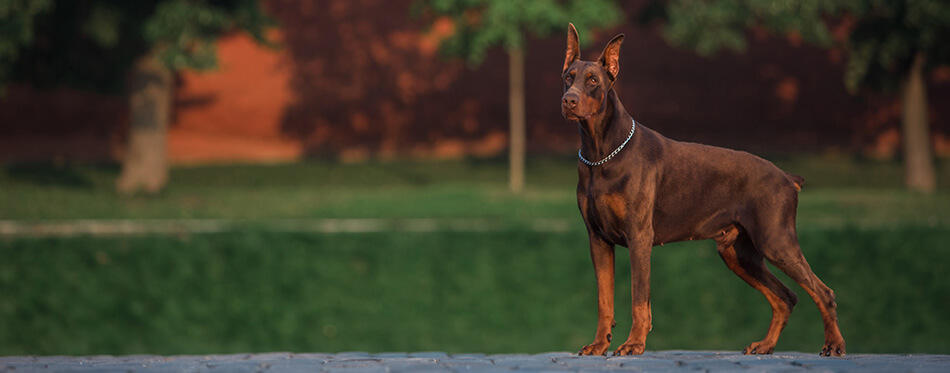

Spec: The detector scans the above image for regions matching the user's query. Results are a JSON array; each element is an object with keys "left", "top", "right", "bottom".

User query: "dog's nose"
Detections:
[{"left": 562, "top": 94, "right": 578, "bottom": 109}]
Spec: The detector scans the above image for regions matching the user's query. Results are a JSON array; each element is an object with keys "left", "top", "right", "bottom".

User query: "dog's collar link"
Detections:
[{"left": 579, "top": 118, "right": 636, "bottom": 167}]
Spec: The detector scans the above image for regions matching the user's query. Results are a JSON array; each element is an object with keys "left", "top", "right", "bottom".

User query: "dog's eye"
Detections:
[
  {"left": 589, "top": 77, "right": 597, "bottom": 84},
  {"left": 565, "top": 75, "right": 573, "bottom": 84}
]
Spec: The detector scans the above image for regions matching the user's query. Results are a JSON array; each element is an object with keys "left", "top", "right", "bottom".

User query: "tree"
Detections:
[
  {"left": 0, "top": 0, "right": 275, "bottom": 194},
  {"left": 646, "top": 0, "right": 949, "bottom": 193},
  {"left": 415, "top": 0, "right": 624, "bottom": 193}
]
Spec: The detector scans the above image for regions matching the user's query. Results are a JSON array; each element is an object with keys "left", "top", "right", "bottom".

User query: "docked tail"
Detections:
[{"left": 785, "top": 172, "right": 805, "bottom": 192}]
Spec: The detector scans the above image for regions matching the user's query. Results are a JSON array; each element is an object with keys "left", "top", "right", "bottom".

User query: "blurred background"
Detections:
[{"left": 1, "top": 0, "right": 948, "bottom": 356}]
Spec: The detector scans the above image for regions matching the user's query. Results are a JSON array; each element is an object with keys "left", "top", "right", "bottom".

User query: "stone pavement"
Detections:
[{"left": 2, "top": 351, "right": 949, "bottom": 372}]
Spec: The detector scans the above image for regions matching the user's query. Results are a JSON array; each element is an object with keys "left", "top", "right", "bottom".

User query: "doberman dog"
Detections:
[{"left": 561, "top": 24, "right": 846, "bottom": 357}]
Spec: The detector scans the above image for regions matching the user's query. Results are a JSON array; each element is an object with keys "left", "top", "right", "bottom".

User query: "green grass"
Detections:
[
  {"left": 2, "top": 229, "right": 947, "bottom": 355},
  {"left": 2, "top": 156, "right": 948, "bottom": 222},
  {"left": 0, "top": 159, "right": 578, "bottom": 220},
  {"left": 1, "top": 155, "right": 948, "bottom": 355}
]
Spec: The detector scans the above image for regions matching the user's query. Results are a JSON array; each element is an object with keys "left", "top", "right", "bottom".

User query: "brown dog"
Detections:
[{"left": 561, "top": 24, "right": 845, "bottom": 357}]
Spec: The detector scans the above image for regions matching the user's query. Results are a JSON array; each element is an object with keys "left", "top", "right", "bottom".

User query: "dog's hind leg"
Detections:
[
  {"left": 747, "top": 215, "right": 846, "bottom": 356},
  {"left": 716, "top": 227, "right": 798, "bottom": 355}
]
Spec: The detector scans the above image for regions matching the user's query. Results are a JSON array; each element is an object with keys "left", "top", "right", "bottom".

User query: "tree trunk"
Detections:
[
  {"left": 900, "top": 51, "right": 936, "bottom": 193},
  {"left": 508, "top": 47, "right": 526, "bottom": 193},
  {"left": 116, "top": 53, "right": 172, "bottom": 195}
]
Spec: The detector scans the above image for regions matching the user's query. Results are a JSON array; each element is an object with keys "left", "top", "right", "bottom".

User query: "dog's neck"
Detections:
[{"left": 577, "top": 89, "right": 631, "bottom": 164}]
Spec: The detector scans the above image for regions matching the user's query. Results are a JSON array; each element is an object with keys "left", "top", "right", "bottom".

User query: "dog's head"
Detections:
[{"left": 561, "top": 23, "right": 624, "bottom": 122}]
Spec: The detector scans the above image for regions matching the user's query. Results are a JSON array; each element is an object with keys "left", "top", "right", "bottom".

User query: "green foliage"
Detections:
[
  {"left": 0, "top": 0, "right": 276, "bottom": 93},
  {"left": 0, "top": 0, "right": 52, "bottom": 60},
  {"left": 657, "top": 0, "right": 842, "bottom": 56},
  {"left": 844, "top": 0, "right": 950, "bottom": 93},
  {"left": 81, "top": 3, "right": 122, "bottom": 49},
  {"left": 415, "top": 0, "right": 624, "bottom": 65},
  {"left": 652, "top": 0, "right": 950, "bottom": 94},
  {"left": 0, "top": 0, "right": 52, "bottom": 89},
  {"left": 143, "top": 0, "right": 276, "bottom": 71}
]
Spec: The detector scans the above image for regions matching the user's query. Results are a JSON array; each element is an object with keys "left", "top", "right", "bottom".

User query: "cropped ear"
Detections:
[
  {"left": 563, "top": 23, "right": 580, "bottom": 73},
  {"left": 597, "top": 33, "right": 625, "bottom": 81}
]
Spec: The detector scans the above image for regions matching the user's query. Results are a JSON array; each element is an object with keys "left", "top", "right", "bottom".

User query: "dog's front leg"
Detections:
[
  {"left": 615, "top": 237, "right": 653, "bottom": 356},
  {"left": 578, "top": 234, "right": 616, "bottom": 356}
]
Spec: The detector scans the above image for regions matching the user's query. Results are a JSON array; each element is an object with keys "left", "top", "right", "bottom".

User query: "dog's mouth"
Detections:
[{"left": 562, "top": 108, "right": 592, "bottom": 121}]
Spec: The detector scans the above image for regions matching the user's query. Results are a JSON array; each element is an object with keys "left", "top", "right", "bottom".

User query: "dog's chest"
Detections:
[{"left": 579, "top": 175, "right": 634, "bottom": 245}]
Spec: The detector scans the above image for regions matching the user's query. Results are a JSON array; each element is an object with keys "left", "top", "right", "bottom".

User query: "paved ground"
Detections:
[{"left": 2, "top": 351, "right": 948, "bottom": 372}]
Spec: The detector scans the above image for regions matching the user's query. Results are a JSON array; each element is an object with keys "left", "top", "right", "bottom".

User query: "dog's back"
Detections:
[{"left": 626, "top": 123, "right": 802, "bottom": 245}]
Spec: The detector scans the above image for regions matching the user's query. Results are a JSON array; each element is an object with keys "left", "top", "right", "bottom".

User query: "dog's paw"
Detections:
[
  {"left": 578, "top": 341, "right": 610, "bottom": 356},
  {"left": 742, "top": 341, "right": 775, "bottom": 355},
  {"left": 820, "top": 340, "right": 846, "bottom": 357},
  {"left": 612, "top": 342, "right": 645, "bottom": 356}
]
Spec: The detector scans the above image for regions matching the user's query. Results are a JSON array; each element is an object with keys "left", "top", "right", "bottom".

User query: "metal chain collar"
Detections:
[{"left": 578, "top": 118, "right": 636, "bottom": 167}]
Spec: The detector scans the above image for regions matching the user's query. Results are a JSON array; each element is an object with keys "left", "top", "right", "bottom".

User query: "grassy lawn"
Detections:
[
  {"left": 2, "top": 156, "right": 949, "bottom": 224},
  {"left": 1, "top": 155, "right": 948, "bottom": 355}
]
